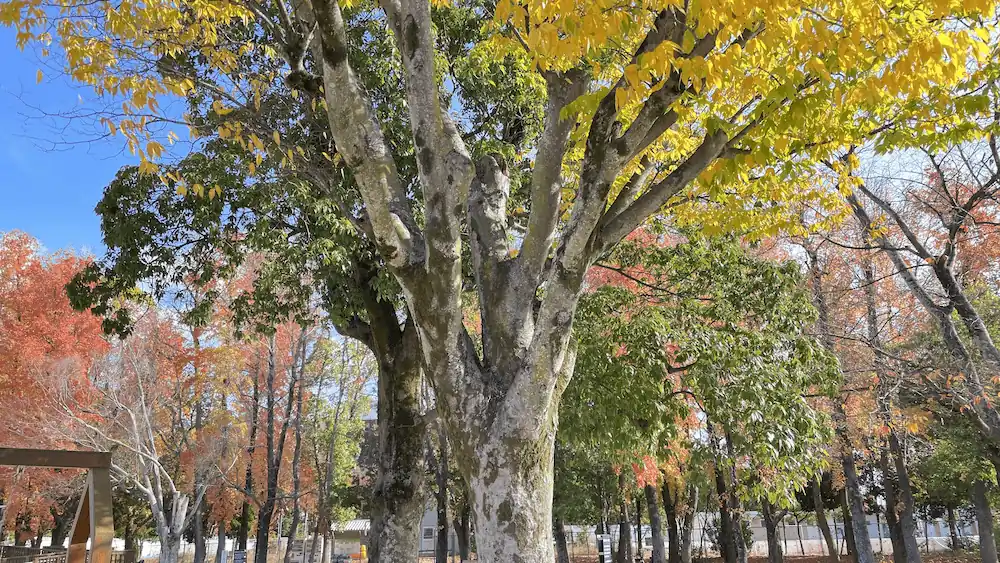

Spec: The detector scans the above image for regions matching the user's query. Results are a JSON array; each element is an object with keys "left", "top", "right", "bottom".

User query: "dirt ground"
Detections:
[{"left": 564, "top": 555, "right": 980, "bottom": 563}]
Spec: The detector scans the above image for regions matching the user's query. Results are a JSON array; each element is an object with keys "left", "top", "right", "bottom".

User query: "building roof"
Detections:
[{"left": 334, "top": 519, "right": 371, "bottom": 533}]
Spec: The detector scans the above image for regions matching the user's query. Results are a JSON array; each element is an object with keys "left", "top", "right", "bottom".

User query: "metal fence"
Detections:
[{"left": 0, "top": 547, "right": 136, "bottom": 563}]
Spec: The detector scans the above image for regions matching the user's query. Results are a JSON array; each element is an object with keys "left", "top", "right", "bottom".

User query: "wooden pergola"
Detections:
[{"left": 0, "top": 449, "right": 113, "bottom": 563}]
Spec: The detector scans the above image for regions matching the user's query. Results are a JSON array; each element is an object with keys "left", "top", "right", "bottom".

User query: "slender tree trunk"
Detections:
[
  {"left": 646, "top": 484, "right": 666, "bottom": 563},
  {"left": 255, "top": 335, "right": 301, "bottom": 563},
  {"left": 813, "top": 478, "right": 839, "bottom": 561},
  {"left": 194, "top": 501, "right": 207, "bottom": 563},
  {"left": 875, "top": 511, "right": 883, "bottom": 555},
  {"left": 637, "top": 495, "right": 645, "bottom": 563},
  {"left": 762, "top": 500, "right": 784, "bottom": 563},
  {"left": 794, "top": 517, "right": 804, "bottom": 556},
  {"left": 452, "top": 500, "right": 471, "bottom": 562},
  {"left": 888, "top": 433, "right": 921, "bottom": 563},
  {"left": 724, "top": 438, "right": 747, "bottom": 563},
  {"left": 715, "top": 462, "right": 738, "bottom": 563},
  {"left": 947, "top": 507, "right": 960, "bottom": 551},
  {"left": 239, "top": 373, "right": 260, "bottom": 552},
  {"left": 283, "top": 383, "right": 305, "bottom": 563},
  {"left": 881, "top": 447, "right": 906, "bottom": 563},
  {"left": 841, "top": 489, "right": 857, "bottom": 559},
  {"left": 662, "top": 481, "right": 682, "bottom": 563},
  {"left": 617, "top": 473, "right": 634, "bottom": 563},
  {"left": 217, "top": 522, "right": 227, "bottom": 563},
  {"left": 680, "top": 487, "right": 697, "bottom": 563},
  {"left": 973, "top": 480, "right": 998, "bottom": 563},
  {"left": 307, "top": 520, "right": 322, "bottom": 563},
  {"left": 555, "top": 518, "right": 571, "bottom": 563},
  {"left": 838, "top": 442, "right": 875, "bottom": 563}
]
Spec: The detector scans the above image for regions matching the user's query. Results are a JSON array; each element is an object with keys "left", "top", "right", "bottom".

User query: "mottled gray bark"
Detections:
[
  {"left": 973, "top": 480, "right": 998, "bottom": 563},
  {"left": 364, "top": 320, "right": 425, "bottom": 563},
  {"left": 301, "top": 0, "right": 744, "bottom": 557}
]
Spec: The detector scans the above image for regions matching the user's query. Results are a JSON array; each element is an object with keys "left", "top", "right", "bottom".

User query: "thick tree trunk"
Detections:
[
  {"left": 947, "top": 507, "right": 960, "bottom": 551},
  {"left": 555, "top": 518, "right": 572, "bottom": 563},
  {"left": 813, "top": 478, "right": 839, "bottom": 561},
  {"left": 364, "top": 315, "right": 425, "bottom": 563},
  {"left": 662, "top": 481, "right": 682, "bottom": 563},
  {"left": 217, "top": 522, "right": 227, "bottom": 563},
  {"left": 646, "top": 484, "right": 667, "bottom": 563},
  {"left": 159, "top": 538, "right": 182, "bottom": 563},
  {"left": 888, "top": 433, "right": 921, "bottom": 563},
  {"left": 762, "top": 500, "right": 784, "bottom": 563},
  {"left": 973, "top": 480, "right": 998, "bottom": 563}
]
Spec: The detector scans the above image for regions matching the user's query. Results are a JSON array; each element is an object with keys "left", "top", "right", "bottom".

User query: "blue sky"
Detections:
[{"left": 0, "top": 28, "right": 138, "bottom": 256}]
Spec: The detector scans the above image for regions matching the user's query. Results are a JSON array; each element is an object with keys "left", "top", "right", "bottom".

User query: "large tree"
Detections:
[{"left": 6, "top": 0, "right": 1000, "bottom": 558}]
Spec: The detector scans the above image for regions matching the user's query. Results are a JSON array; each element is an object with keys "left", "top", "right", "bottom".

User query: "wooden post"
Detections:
[
  {"left": 68, "top": 482, "right": 91, "bottom": 563},
  {"left": 90, "top": 468, "right": 114, "bottom": 563},
  {"left": 0, "top": 448, "right": 114, "bottom": 563}
]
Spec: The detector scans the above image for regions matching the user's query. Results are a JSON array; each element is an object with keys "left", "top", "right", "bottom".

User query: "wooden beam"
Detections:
[{"left": 0, "top": 448, "right": 111, "bottom": 469}]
